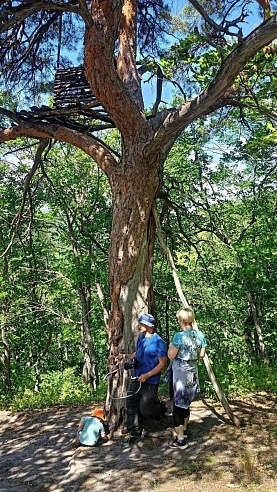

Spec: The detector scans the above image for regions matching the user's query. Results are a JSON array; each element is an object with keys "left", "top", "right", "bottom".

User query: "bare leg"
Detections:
[{"left": 175, "top": 424, "right": 184, "bottom": 441}]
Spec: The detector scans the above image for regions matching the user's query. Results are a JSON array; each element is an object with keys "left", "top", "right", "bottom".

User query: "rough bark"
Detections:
[
  {"left": 77, "top": 282, "right": 98, "bottom": 389},
  {"left": 0, "top": 1, "right": 277, "bottom": 427},
  {"left": 104, "top": 152, "right": 162, "bottom": 427}
]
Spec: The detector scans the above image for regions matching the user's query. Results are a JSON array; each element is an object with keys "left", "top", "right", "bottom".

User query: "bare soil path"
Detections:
[{"left": 0, "top": 392, "right": 276, "bottom": 492}]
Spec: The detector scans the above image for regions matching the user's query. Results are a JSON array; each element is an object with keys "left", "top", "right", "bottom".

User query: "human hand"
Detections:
[{"left": 138, "top": 372, "right": 150, "bottom": 383}]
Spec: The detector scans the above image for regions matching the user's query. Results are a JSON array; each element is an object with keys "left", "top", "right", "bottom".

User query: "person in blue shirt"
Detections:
[
  {"left": 77, "top": 408, "right": 109, "bottom": 447},
  {"left": 167, "top": 307, "right": 207, "bottom": 449},
  {"left": 116, "top": 313, "right": 167, "bottom": 446}
]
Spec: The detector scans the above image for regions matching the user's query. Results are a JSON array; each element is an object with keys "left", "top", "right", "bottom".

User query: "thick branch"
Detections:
[
  {"left": 0, "top": 0, "right": 92, "bottom": 33},
  {"left": 149, "top": 13, "right": 277, "bottom": 155},
  {"left": 117, "top": 0, "right": 143, "bottom": 110},
  {"left": 0, "top": 120, "right": 117, "bottom": 176},
  {"left": 85, "top": 0, "right": 149, "bottom": 137}
]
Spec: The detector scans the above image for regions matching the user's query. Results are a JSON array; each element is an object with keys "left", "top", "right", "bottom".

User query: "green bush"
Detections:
[
  {"left": 6, "top": 367, "right": 107, "bottom": 411},
  {"left": 201, "top": 361, "right": 277, "bottom": 398},
  {"left": 2, "top": 361, "right": 276, "bottom": 412}
]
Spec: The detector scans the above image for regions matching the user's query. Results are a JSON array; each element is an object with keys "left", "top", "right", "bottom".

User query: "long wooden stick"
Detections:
[{"left": 153, "top": 205, "right": 241, "bottom": 427}]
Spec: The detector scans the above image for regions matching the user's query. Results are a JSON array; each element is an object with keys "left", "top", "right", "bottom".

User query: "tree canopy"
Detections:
[{"left": 0, "top": 1, "right": 276, "bottom": 422}]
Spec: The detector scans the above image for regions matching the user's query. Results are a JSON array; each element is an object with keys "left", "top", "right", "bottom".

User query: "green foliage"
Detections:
[
  {"left": 160, "top": 361, "right": 277, "bottom": 401},
  {"left": 199, "top": 362, "right": 277, "bottom": 399},
  {"left": 0, "top": 89, "right": 18, "bottom": 114},
  {"left": 3, "top": 368, "right": 107, "bottom": 411},
  {"left": 159, "top": 30, "right": 233, "bottom": 94},
  {"left": 157, "top": 119, "right": 277, "bottom": 368},
  {"left": 0, "top": 142, "right": 110, "bottom": 397},
  {"left": 0, "top": 1, "right": 276, "bottom": 419}
]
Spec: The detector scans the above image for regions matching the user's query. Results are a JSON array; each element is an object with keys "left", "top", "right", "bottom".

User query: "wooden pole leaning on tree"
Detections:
[{"left": 152, "top": 205, "right": 241, "bottom": 427}]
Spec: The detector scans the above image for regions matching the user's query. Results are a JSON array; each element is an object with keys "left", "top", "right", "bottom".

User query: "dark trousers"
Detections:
[
  {"left": 126, "top": 379, "right": 162, "bottom": 434},
  {"left": 173, "top": 404, "right": 190, "bottom": 427}
]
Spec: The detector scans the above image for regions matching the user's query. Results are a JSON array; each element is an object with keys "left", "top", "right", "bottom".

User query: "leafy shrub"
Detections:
[
  {"left": 200, "top": 361, "right": 277, "bottom": 398},
  {"left": 3, "top": 361, "right": 276, "bottom": 412},
  {"left": 6, "top": 367, "right": 107, "bottom": 411}
]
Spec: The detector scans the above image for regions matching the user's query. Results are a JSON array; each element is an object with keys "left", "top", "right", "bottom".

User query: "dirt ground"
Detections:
[{"left": 0, "top": 392, "right": 276, "bottom": 492}]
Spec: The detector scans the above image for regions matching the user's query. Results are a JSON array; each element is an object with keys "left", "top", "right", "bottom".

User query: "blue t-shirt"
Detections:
[
  {"left": 134, "top": 333, "right": 167, "bottom": 384},
  {"left": 171, "top": 329, "right": 207, "bottom": 361},
  {"left": 78, "top": 416, "right": 106, "bottom": 446}
]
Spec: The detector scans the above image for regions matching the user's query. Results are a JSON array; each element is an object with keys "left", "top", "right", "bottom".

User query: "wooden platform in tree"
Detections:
[
  {"left": 19, "top": 66, "right": 114, "bottom": 132},
  {"left": 53, "top": 66, "right": 97, "bottom": 108}
]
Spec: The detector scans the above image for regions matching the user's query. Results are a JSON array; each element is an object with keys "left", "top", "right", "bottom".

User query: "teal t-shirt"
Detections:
[
  {"left": 78, "top": 416, "right": 105, "bottom": 446},
  {"left": 171, "top": 329, "right": 207, "bottom": 361}
]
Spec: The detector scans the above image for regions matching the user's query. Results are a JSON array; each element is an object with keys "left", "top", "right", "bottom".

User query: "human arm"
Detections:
[
  {"left": 76, "top": 418, "right": 85, "bottom": 445},
  {"left": 168, "top": 344, "right": 178, "bottom": 360},
  {"left": 99, "top": 420, "right": 109, "bottom": 441},
  {"left": 77, "top": 418, "right": 85, "bottom": 431},
  {"left": 197, "top": 330, "right": 207, "bottom": 358},
  {"left": 115, "top": 351, "right": 136, "bottom": 362},
  {"left": 199, "top": 347, "right": 206, "bottom": 358},
  {"left": 138, "top": 355, "right": 167, "bottom": 383}
]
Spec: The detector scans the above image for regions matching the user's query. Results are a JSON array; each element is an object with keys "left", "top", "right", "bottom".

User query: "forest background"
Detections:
[{"left": 0, "top": 0, "right": 276, "bottom": 421}]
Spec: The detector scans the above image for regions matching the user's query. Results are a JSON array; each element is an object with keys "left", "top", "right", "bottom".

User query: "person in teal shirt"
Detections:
[
  {"left": 77, "top": 408, "right": 109, "bottom": 447},
  {"left": 167, "top": 308, "right": 207, "bottom": 449}
]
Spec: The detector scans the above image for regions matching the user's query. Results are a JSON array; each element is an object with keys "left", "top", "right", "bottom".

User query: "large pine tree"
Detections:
[{"left": 0, "top": 0, "right": 276, "bottom": 425}]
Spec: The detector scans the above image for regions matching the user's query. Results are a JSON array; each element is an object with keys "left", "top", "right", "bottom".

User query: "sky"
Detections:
[{"left": 141, "top": 1, "right": 264, "bottom": 108}]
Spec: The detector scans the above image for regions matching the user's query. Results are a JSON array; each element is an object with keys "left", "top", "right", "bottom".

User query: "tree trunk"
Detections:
[
  {"left": 247, "top": 291, "right": 269, "bottom": 364},
  {"left": 96, "top": 282, "right": 109, "bottom": 331},
  {"left": 33, "top": 330, "right": 53, "bottom": 392},
  {"left": 0, "top": 252, "right": 11, "bottom": 391},
  {"left": 105, "top": 152, "right": 161, "bottom": 429},
  {"left": 77, "top": 281, "right": 98, "bottom": 389},
  {"left": 1, "top": 307, "right": 11, "bottom": 392}
]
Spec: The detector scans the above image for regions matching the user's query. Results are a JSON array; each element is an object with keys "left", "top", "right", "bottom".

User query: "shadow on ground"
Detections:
[{"left": 0, "top": 393, "right": 276, "bottom": 492}]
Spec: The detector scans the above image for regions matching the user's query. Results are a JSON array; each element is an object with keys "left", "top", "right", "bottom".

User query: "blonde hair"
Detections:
[{"left": 176, "top": 308, "right": 195, "bottom": 324}]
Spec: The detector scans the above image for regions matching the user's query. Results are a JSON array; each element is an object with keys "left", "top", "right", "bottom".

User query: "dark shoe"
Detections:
[
  {"left": 168, "top": 438, "right": 188, "bottom": 449},
  {"left": 165, "top": 409, "right": 173, "bottom": 417},
  {"left": 121, "top": 434, "right": 141, "bottom": 447}
]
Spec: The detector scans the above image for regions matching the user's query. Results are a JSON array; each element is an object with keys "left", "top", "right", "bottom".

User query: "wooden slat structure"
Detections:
[{"left": 53, "top": 66, "right": 97, "bottom": 108}]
